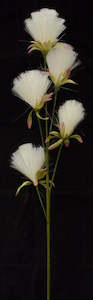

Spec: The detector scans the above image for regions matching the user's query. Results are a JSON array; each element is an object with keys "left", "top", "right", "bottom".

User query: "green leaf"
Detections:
[
  {"left": 48, "top": 139, "right": 62, "bottom": 150},
  {"left": 16, "top": 181, "right": 32, "bottom": 196}
]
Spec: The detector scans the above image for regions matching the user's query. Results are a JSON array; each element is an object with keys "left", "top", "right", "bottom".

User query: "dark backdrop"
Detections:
[{"left": 0, "top": 0, "right": 93, "bottom": 299}]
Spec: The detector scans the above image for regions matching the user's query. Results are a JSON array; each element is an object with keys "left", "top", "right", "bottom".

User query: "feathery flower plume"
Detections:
[
  {"left": 10, "top": 143, "right": 45, "bottom": 186},
  {"left": 48, "top": 100, "right": 85, "bottom": 150},
  {"left": 58, "top": 100, "right": 85, "bottom": 137},
  {"left": 46, "top": 43, "right": 79, "bottom": 87},
  {"left": 12, "top": 70, "right": 52, "bottom": 126},
  {"left": 24, "top": 8, "right": 66, "bottom": 55},
  {"left": 12, "top": 70, "right": 51, "bottom": 109}
]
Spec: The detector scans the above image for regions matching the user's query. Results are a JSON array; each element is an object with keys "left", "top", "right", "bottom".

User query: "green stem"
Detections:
[
  {"left": 46, "top": 203, "right": 50, "bottom": 300},
  {"left": 50, "top": 143, "right": 63, "bottom": 193},
  {"left": 37, "top": 117, "right": 45, "bottom": 149},
  {"left": 43, "top": 53, "right": 51, "bottom": 300},
  {"left": 45, "top": 101, "right": 51, "bottom": 300},
  {"left": 36, "top": 186, "right": 46, "bottom": 220},
  {"left": 49, "top": 88, "right": 57, "bottom": 133}
]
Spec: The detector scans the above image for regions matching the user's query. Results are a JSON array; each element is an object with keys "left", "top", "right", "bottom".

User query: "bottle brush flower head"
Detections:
[
  {"left": 48, "top": 100, "right": 85, "bottom": 150},
  {"left": 58, "top": 100, "right": 85, "bottom": 137},
  {"left": 46, "top": 43, "right": 79, "bottom": 88},
  {"left": 12, "top": 70, "right": 52, "bottom": 127},
  {"left": 10, "top": 143, "right": 45, "bottom": 189},
  {"left": 24, "top": 8, "right": 66, "bottom": 55}
]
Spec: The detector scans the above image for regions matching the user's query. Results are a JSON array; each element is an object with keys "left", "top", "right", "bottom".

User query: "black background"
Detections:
[{"left": 0, "top": 0, "right": 93, "bottom": 299}]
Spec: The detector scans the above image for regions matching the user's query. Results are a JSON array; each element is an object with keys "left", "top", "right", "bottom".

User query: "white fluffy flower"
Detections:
[
  {"left": 10, "top": 143, "right": 45, "bottom": 185},
  {"left": 12, "top": 70, "right": 50, "bottom": 109},
  {"left": 58, "top": 100, "right": 85, "bottom": 137},
  {"left": 24, "top": 8, "right": 66, "bottom": 43},
  {"left": 46, "top": 43, "right": 78, "bottom": 87}
]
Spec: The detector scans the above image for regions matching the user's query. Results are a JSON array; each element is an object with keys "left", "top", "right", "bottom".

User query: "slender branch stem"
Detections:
[
  {"left": 36, "top": 186, "right": 47, "bottom": 219},
  {"left": 37, "top": 117, "right": 45, "bottom": 149},
  {"left": 50, "top": 143, "right": 63, "bottom": 193},
  {"left": 49, "top": 88, "right": 57, "bottom": 133}
]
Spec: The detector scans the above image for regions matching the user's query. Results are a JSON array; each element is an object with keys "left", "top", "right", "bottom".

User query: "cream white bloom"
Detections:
[
  {"left": 46, "top": 43, "right": 78, "bottom": 87},
  {"left": 12, "top": 70, "right": 51, "bottom": 109},
  {"left": 58, "top": 100, "right": 85, "bottom": 137},
  {"left": 10, "top": 143, "right": 45, "bottom": 186},
  {"left": 24, "top": 8, "right": 66, "bottom": 43}
]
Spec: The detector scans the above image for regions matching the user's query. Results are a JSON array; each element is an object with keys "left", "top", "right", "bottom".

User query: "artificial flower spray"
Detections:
[{"left": 10, "top": 8, "right": 85, "bottom": 300}]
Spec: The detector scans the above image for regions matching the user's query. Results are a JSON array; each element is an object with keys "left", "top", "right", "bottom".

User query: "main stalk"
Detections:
[{"left": 46, "top": 101, "right": 51, "bottom": 300}]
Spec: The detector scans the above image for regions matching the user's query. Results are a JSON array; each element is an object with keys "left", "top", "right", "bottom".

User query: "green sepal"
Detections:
[
  {"left": 54, "top": 123, "right": 60, "bottom": 129},
  {"left": 39, "top": 179, "right": 55, "bottom": 189},
  {"left": 39, "top": 180, "right": 47, "bottom": 189},
  {"left": 29, "top": 40, "right": 57, "bottom": 55},
  {"left": 64, "top": 138, "right": 70, "bottom": 147},
  {"left": 36, "top": 110, "right": 49, "bottom": 120},
  {"left": 70, "top": 134, "right": 83, "bottom": 143},
  {"left": 16, "top": 181, "right": 32, "bottom": 196},
  {"left": 36, "top": 169, "right": 47, "bottom": 180},
  {"left": 49, "top": 131, "right": 60, "bottom": 138},
  {"left": 45, "top": 135, "right": 56, "bottom": 143},
  {"left": 27, "top": 110, "right": 33, "bottom": 128},
  {"left": 70, "top": 134, "right": 80, "bottom": 139},
  {"left": 49, "top": 72, "right": 57, "bottom": 85},
  {"left": 49, "top": 180, "right": 55, "bottom": 189},
  {"left": 35, "top": 101, "right": 43, "bottom": 111},
  {"left": 48, "top": 138, "right": 62, "bottom": 150},
  {"left": 28, "top": 46, "right": 39, "bottom": 53},
  {"left": 63, "top": 79, "right": 77, "bottom": 85}
]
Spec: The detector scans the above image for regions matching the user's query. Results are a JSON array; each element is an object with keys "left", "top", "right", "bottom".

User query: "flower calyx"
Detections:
[
  {"left": 49, "top": 69, "right": 77, "bottom": 88},
  {"left": 39, "top": 179, "right": 55, "bottom": 190},
  {"left": 34, "top": 93, "right": 53, "bottom": 120},
  {"left": 15, "top": 168, "right": 48, "bottom": 196},
  {"left": 27, "top": 40, "right": 58, "bottom": 56},
  {"left": 46, "top": 126, "right": 83, "bottom": 151},
  {"left": 36, "top": 168, "right": 47, "bottom": 181}
]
